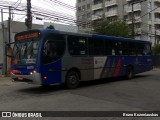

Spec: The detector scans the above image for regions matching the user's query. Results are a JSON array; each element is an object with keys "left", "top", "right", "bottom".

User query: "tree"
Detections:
[
  {"left": 153, "top": 44, "right": 160, "bottom": 55},
  {"left": 93, "top": 19, "right": 131, "bottom": 38},
  {"left": 46, "top": 25, "right": 54, "bottom": 29}
]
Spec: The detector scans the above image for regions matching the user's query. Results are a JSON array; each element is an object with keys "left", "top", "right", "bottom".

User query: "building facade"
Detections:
[{"left": 76, "top": 0, "right": 160, "bottom": 45}]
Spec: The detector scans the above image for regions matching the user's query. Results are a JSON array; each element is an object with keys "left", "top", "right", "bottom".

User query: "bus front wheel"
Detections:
[
  {"left": 126, "top": 66, "right": 134, "bottom": 80},
  {"left": 65, "top": 71, "right": 79, "bottom": 89}
]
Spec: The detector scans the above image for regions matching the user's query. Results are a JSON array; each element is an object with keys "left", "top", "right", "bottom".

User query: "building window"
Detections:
[
  {"left": 82, "top": 14, "right": 86, "bottom": 19},
  {"left": 77, "top": 16, "right": 81, "bottom": 20},
  {"left": 94, "top": 0, "right": 103, "bottom": 5},
  {"left": 148, "top": 1, "right": 152, "bottom": 8},
  {"left": 82, "top": 5, "right": 86, "bottom": 11},
  {"left": 87, "top": 13, "right": 91, "bottom": 18},
  {"left": 87, "top": 4, "right": 90, "bottom": 9},
  {"left": 155, "top": 13, "right": 160, "bottom": 18},
  {"left": 149, "top": 25, "right": 152, "bottom": 32},
  {"left": 149, "top": 13, "right": 151, "bottom": 20},
  {"left": 135, "top": 24, "right": 140, "bottom": 29},
  {"left": 78, "top": 7, "right": 81, "bottom": 12},
  {"left": 154, "top": 1, "right": 160, "bottom": 7}
]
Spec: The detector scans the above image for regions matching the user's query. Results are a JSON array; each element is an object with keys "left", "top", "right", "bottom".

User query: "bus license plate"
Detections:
[{"left": 18, "top": 77, "right": 23, "bottom": 80}]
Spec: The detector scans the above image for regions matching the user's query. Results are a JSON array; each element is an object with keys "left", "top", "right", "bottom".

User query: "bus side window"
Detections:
[
  {"left": 129, "top": 42, "right": 137, "bottom": 55},
  {"left": 104, "top": 40, "right": 112, "bottom": 55},
  {"left": 93, "top": 38, "right": 105, "bottom": 55},
  {"left": 109, "top": 41, "right": 118, "bottom": 55},
  {"left": 143, "top": 43, "right": 151, "bottom": 55},
  {"left": 119, "top": 41, "right": 128, "bottom": 55},
  {"left": 88, "top": 38, "right": 94, "bottom": 55},
  {"left": 68, "top": 35, "right": 88, "bottom": 56},
  {"left": 42, "top": 34, "right": 65, "bottom": 64},
  {"left": 137, "top": 43, "right": 144, "bottom": 55}
]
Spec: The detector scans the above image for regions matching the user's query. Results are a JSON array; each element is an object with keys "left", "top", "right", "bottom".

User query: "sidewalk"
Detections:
[{"left": 0, "top": 76, "right": 14, "bottom": 85}]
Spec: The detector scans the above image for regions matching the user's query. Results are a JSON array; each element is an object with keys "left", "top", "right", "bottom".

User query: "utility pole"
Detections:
[
  {"left": 8, "top": 6, "right": 11, "bottom": 45},
  {"left": 155, "top": 30, "right": 157, "bottom": 45},
  {"left": 1, "top": 9, "right": 7, "bottom": 76},
  {"left": 25, "top": 0, "right": 32, "bottom": 30},
  {"left": 131, "top": 2, "right": 134, "bottom": 39},
  {"left": 129, "top": 0, "right": 147, "bottom": 39}
]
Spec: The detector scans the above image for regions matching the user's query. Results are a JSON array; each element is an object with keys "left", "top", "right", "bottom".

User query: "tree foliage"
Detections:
[
  {"left": 93, "top": 19, "right": 131, "bottom": 38},
  {"left": 153, "top": 44, "right": 160, "bottom": 55},
  {"left": 46, "top": 25, "right": 54, "bottom": 29}
]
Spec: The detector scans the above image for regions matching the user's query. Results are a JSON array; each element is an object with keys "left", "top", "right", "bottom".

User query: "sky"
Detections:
[{"left": 0, "top": 0, "right": 76, "bottom": 24}]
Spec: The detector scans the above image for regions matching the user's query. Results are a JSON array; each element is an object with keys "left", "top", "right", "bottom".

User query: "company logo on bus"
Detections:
[{"left": 16, "top": 32, "right": 40, "bottom": 41}]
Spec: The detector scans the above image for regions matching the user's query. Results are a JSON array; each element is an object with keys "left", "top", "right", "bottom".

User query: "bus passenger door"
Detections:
[{"left": 40, "top": 33, "right": 66, "bottom": 85}]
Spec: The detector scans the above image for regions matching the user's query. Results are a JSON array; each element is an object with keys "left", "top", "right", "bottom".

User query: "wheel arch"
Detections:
[
  {"left": 126, "top": 64, "right": 134, "bottom": 72},
  {"left": 125, "top": 64, "right": 135, "bottom": 79},
  {"left": 66, "top": 67, "right": 81, "bottom": 80}
]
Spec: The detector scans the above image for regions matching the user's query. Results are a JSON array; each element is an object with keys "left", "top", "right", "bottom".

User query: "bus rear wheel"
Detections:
[
  {"left": 65, "top": 71, "right": 79, "bottom": 89},
  {"left": 126, "top": 66, "right": 134, "bottom": 80}
]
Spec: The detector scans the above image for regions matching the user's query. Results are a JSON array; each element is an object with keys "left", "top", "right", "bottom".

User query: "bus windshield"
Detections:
[{"left": 12, "top": 39, "right": 40, "bottom": 65}]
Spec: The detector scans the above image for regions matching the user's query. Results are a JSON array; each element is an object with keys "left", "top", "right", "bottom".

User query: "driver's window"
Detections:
[{"left": 42, "top": 33, "right": 65, "bottom": 64}]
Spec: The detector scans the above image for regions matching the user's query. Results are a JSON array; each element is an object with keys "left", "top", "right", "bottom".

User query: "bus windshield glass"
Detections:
[
  {"left": 12, "top": 31, "right": 41, "bottom": 65},
  {"left": 12, "top": 39, "right": 40, "bottom": 65}
]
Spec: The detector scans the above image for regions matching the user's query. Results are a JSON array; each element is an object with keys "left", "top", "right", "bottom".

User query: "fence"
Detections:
[
  {"left": 0, "top": 63, "right": 2, "bottom": 76},
  {"left": 153, "top": 55, "right": 160, "bottom": 68}
]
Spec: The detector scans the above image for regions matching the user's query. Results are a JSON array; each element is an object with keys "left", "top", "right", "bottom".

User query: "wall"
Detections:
[{"left": 153, "top": 55, "right": 160, "bottom": 68}]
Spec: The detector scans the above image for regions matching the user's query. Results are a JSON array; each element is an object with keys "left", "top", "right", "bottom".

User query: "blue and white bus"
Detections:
[{"left": 10, "top": 29, "right": 153, "bottom": 88}]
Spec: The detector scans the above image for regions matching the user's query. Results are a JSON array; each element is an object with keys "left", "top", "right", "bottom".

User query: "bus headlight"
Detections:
[
  {"left": 33, "top": 70, "right": 37, "bottom": 73},
  {"left": 30, "top": 70, "right": 37, "bottom": 75}
]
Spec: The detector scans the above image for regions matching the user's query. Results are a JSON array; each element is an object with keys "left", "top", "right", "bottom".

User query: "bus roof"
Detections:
[
  {"left": 41, "top": 29, "right": 150, "bottom": 43},
  {"left": 17, "top": 29, "right": 150, "bottom": 43},
  {"left": 92, "top": 34, "right": 150, "bottom": 43}
]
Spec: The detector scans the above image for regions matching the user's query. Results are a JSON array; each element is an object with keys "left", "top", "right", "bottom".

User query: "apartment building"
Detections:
[
  {"left": 124, "top": 0, "right": 160, "bottom": 45},
  {"left": 76, "top": 0, "right": 160, "bottom": 45},
  {"left": 76, "top": 0, "right": 126, "bottom": 33}
]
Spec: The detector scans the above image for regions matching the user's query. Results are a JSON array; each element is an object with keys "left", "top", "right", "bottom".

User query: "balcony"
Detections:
[
  {"left": 154, "top": 18, "right": 160, "bottom": 24},
  {"left": 126, "top": 18, "right": 142, "bottom": 24},
  {"left": 134, "top": 16, "right": 142, "bottom": 23},
  {"left": 156, "top": 30, "right": 160, "bottom": 35},
  {"left": 154, "top": 0, "right": 160, "bottom": 3},
  {"left": 105, "top": 0, "right": 118, "bottom": 7},
  {"left": 92, "top": 3, "right": 103, "bottom": 11},
  {"left": 92, "top": 15, "right": 103, "bottom": 21},
  {"left": 125, "top": 4, "right": 141, "bottom": 13},
  {"left": 154, "top": 7, "right": 160, "bottom": 13},
  {"left": 135, "top": 28, "right": 142, "bottom": 35},
  {"left": 105, "top": 10, "right": 118, "bottom": 17}
]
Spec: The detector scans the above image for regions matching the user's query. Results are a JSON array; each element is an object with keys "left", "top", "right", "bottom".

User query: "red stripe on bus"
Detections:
[{"left": 114, "top": 58, "right": 122, "bottom": 77}]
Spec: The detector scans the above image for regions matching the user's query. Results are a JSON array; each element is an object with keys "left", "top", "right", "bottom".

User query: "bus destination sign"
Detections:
[{"left": 16, "top": 32, "right": 40, "bottom": 41}]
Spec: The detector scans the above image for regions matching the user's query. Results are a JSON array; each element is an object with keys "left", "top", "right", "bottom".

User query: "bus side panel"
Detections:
[
  {"left": 94, "top": 57, "right": 107, "bottom": 79},
  {"left": 61, "top": 55, "right": 94, "bottom": 82},
  {"left": 99, "top": 56, "right": 126, "bottom": 79},
  {"left": 41, "top": 60, "right": 62, "bottom": 85},
  {"left": 136, "top": 55, "right": 153, "bottom": 73}
]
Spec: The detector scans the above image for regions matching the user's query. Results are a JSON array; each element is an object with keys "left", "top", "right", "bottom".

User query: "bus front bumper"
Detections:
[{"left": 10, "top": 72, "right": 42, "bottom": 85}]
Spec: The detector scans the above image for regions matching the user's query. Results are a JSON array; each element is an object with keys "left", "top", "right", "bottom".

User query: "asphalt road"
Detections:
[{"left": 0, "top": 69, "right": 160, "bottom": 120}]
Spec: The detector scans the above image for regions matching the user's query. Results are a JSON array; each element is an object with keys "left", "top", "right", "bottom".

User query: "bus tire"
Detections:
[
  {"left": 126, "top": 66, "right": 134, "bottom": 80},
  {"left": 65, "top": 71, "right": 79, "bottom": 89}
]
